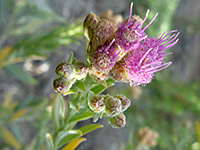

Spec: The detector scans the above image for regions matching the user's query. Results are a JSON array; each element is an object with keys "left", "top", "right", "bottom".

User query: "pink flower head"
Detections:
[
  {"left": 92, "top": 39, "right": 121, "bottom": 72},
  {"left": 116, "top": 2, "right": 158, "bottom": 52},
  {"left": 124, "top": 30, "right": 179, "bottom": 86}
]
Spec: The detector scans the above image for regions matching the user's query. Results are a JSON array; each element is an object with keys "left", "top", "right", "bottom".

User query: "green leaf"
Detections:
[
  {"left": 79, "top": 124, "right": 103, "bottom": 136},
  {"left": 68, "top": 52, "right": 74, "bottom": 64},
  {"left": 59, "top": 95, "right": 65, "bottom": 125},
  {"left": 5, "top": 64, "right": 38, "bottom": 85},
  {"left": 106, "top": 78, "right": 115, "bottom": 87},
  {"left": 55, "top": 130, "right": 82, "bottom": 148},
  {"left": 69, "top": 109, "right": 93, "bottom": 123},
  {"left": 52, "top": 94, "right": 61, "bottom": 133},
  {"left": 61, "top": 137, "right": 86, "bottom": 150},
  {"left": 76, "top": 80, "right": 86, "bottom": 91},
  {"left": 84, "top": 74, "right": 98, "bottom": 88},
  {"left": 70, "top": 99, "right": 80, "bottom": 112},
  {"left": 90, "top": 84, "right": 106, "bottom": 95},
  {"left": 90, "top": 78, "right": 115, "bottom": 95},
  {"left": 0, "top": 126, "right": 21, "bottom": 149}
]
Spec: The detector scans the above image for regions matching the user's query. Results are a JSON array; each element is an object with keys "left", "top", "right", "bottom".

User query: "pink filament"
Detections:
[{"left": 128, "top": 2, "right": 134, "bottom": 22}]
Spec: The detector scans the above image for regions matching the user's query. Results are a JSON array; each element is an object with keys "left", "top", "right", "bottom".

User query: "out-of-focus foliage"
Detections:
[
  {"left": 0, "top": 0, "right": 84, "bottom": 149},
  {"left": 0, "top": 0, "right": 83, "bottom": 69},
  {"left": 0, "top": 92, "right": 49, "bottom": 150}
]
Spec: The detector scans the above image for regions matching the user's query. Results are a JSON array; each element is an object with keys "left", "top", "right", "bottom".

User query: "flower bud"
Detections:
[
  {"left": 74, "top": 62, "right": 89, "bottom": 80},
  {"left": 88, "top": 19, "right": 115, "bottom": 57},
  {"left": 55, "top": 62, "right": 73, "bottom": 79},
  {"left": 53, "top": 77, "right": 75, "bottom": 95},
  {"left": 88, "top": 95, "right": 105, "bottom": 113},
  {"left": 83, "top": 12, "right": 99, "bottom": 40},
  {"left": 109, "top": 60, "right": 128, "bottom": 82},
  {"left": 108, "top": 113, "right": 126, "bottom": 128},
  {"left": 105, "top": 96, "right": 122, "bottom": 117},
  {"left": 89, "top": 67, "right": 109, "bottom": 81},
  {"left": 114, "top": 95, "right": 131, "bottom": 112}
]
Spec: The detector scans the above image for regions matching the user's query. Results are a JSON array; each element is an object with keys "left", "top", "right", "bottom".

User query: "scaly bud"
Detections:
[
  {"left": 114, "top": 95, "right": 131, "bottom": 112},
  {"left": 89, "top": 67, "right": 109, "bottom": 81},
  {"left": 88, "top": 19, "right": 115, "bottom": 57},
  {"left": 55, "top": 62, "right": 73, "bottom": 79},
  {"left": 109, "top": 59, "right": 128, "bottom": 82},
  {"left": 88, "top": 95, "right": 105, "bottom": 113},
  {"left": 74, "top": 61, "right": 89, "bottom": 80},
  {"left": 53, "top": 77, "right": 75, "bottom": 95},
  {"left": 105, "top": 96, "right": 122, "bottom": 117},
  {"left": 83, "top": 12, "right": 99, "bottom": 40},
  {"left": 108, "top": 113, "right": 126, "bottom": 128}
]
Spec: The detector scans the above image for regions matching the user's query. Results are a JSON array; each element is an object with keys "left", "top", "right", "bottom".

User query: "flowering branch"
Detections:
[{"left": 48, "top": 2, "right": 179, "bottom": 149}]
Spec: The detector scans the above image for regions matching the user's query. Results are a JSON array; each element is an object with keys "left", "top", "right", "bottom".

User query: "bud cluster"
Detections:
[
  {"left": 88, "top": 94, "right": 131, "bottom": 128},
  {"left": 53, "top": 61, "right": 88, "bottom": 95},
  {"left": 84, "top": 2, "right": 179, "bottom": 85}
]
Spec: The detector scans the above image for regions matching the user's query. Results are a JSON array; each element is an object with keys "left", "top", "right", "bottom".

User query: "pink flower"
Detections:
[
  {"left": 124, "top": 30, "right": 179, "bottom": 86},
  {"left": 91, "top": 39, "right": 121, "bottom": 72},
  {"left": 116, "top": 3, "right": 158, "bottom": 52},
  {"left": 87, "top": 2, "right": 179, "bottom": 84}
]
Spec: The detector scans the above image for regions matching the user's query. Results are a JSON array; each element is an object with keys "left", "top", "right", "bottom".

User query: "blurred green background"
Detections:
[{"left": 0, "top": 0, "right": 200, "bottom": 150}]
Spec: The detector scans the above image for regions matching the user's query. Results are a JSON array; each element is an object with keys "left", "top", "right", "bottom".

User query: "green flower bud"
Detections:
[
  {"left": 53, "top": 77, "right": 75, "bottom": 95},
  {"left": 88, "top": 95, "right": 105, "bottom": 113},
  {"left": 108, "top": 113, "right": 126, "bottom": 128},
  {"left": 105, "top": 96, "right": 122, "bottom": 117},
  {"left": 74, "top": 62, "right": 89, "bottom": 80},
  {"left": 114, "top": 95, "right": 131, "bottom": 112},
  {"left": 55, "top": 62, "right": 73, "bottom": 79}
]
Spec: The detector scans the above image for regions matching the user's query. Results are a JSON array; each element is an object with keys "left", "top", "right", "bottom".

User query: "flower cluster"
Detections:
[
  {"left": 53, "top": 61, "right": 88, "bottom": 95},
  {"left": 84, "top": 2, "right": 179, "bottom": 86},
  {"left": 88, "top": 95, "right": 130, "bottom": 128}
]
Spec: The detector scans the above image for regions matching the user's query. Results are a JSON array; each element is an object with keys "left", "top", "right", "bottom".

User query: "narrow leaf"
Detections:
[
  {"left": 68, "top": 52, "right": 74, "bottom": 64},
  {"left": 90, "top": 78, "right": 115, "bottom": 95},
  {"left": 5, "top": 64, "right": 38, "bottom": 85},
  {"left": 2, "top": 92, "right": 13, "bottom": 108},
  {"left": 61, "top": 137, "right": 86, "bottom": 150},
  {"left": 0, "top": 126, "right": 21, "bottom": 149},
  {"left": 90, "top": 84, "right": 106, "bottom": 95},
  {"left": 79, "top": 124, "right": 103, "bottom": 136},
  {"left": 0, "top": 46, "right": 12, "bottom": 64},
  {"left": 9, "top": 109, "right": 26, "bottom": 122},
  {"left": 55, "top": 130, "right": 82, "bottom": 148},
  {"left": 196, "top": 121, "right": 200, "bottom": 143},
  {"left": 52, "top": 94, "right": 61, "bottom": 133},
  {"left": 59, "top": 95, "right": 65, "bottom": 125},
  {"left": 76, "top": 80, "right": 86, "bottom": 91},
  {"left": 69, "top": 109, "right": 93, "bottom": 123}
]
